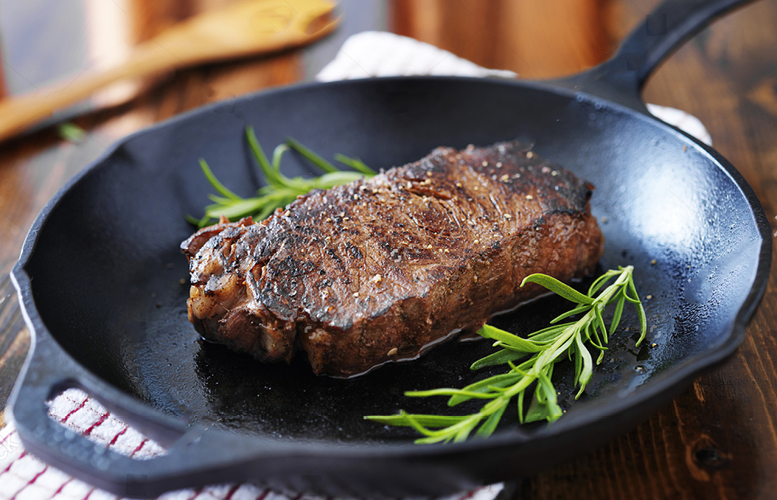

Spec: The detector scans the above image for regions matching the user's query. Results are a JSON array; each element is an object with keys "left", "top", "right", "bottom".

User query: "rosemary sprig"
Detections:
[
  {"left": 365, "top": 266, "right": 646, "bottom": 444},
  {"left": 190, "top": 127, "right": 377, "bottom": 227}
]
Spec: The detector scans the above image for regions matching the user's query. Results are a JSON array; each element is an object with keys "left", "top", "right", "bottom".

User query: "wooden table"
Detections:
[{"left": 1, "top": 0, "right": 776, "bottom": 498}]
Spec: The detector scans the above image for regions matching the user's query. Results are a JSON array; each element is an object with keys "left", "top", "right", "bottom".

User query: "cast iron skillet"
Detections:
[{"left": 9, "top": 0, "right": 771, "bottom": 497}]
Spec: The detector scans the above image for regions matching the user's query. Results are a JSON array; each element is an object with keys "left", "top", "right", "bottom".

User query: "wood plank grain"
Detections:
[
  {"left": 0, "top": 273, "right": 28, "bottom": 422},
  {"left": 390, "top": 0, "right": 613, "bottom": 78},
  {"left": 0, "top": 327, "right": 28, "bottom": 430}
]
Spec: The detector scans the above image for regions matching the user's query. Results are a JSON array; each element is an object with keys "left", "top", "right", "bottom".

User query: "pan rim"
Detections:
[{"left": 11, "top": 75, "right": 772, "bottom": 459}]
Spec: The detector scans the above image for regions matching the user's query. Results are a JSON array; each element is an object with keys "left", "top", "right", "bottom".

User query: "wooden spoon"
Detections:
[{"left": 0, "top": 0, "right": 338, "bottom": 142}]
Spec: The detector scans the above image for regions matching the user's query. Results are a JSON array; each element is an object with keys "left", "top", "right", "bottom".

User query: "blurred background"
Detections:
[
  {"left": 0, "top": 0, "right": 613, "bottom": 96},
  {"left": 1, "top": 1, "right": 777, "bottom": 498},
  {"left": 0, "top": 0, "right": 775, "bottom": 144},
  {"left": 0, "top": 0, "right": 775, "bottom": 139}
]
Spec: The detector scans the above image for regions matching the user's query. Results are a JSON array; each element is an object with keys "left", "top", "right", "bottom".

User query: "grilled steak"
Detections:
[{"left": 182, "top": 140, "right": 604, "bottom": 377}]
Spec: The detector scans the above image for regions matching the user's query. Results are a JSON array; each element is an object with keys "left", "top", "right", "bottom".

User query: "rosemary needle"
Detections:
[
  {"left": 191, "top": 127, "right": 377, "bottom": 227},
  {"left": 365, "top": 266, "right": 646, "bottom": 444}
]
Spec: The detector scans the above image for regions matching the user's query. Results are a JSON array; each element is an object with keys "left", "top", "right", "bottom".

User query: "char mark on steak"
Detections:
[{"left": 181, "top": 140, "right": 604, "bottom": 377}]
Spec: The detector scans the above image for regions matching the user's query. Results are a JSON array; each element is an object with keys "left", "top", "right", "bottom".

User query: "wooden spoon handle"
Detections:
[
  {"left": 0, "top": 44, "right": 175, "bottom": 141},
  {"left": 0, "top": 0, "right": 338, "bottom": 142}
]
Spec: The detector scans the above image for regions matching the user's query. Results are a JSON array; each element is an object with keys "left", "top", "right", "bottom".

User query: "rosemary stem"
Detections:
[
  {"left": 531, "top": 269, "right": 625, "bottom": 372},
  {"left": 366, "top": 265, "right": 645, "bottom": 442}
]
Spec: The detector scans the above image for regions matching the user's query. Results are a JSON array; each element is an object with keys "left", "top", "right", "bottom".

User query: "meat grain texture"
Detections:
[{"left": 182, "top": 140, "right": 604, "bottom": 377}]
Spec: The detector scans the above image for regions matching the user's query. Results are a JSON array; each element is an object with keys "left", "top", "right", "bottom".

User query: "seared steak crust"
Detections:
[{"left": 182, "top": 140, "right": 604, "bottom": 377}]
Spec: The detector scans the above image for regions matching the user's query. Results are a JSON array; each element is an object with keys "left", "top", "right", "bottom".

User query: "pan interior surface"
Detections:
[{"left": 24, "top": 78, "right": 762, "bottom": 445}]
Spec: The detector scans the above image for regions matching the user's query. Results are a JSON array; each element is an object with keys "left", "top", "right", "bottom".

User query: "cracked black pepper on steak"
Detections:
[{"left": 181, "top": 140, "right": 604, "bottom": 377}]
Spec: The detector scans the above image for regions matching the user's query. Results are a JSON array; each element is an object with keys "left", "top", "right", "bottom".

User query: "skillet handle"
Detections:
[
  {"left": 551, "top": 0, "right": 757, "bottom": 112},
  {"left": 8, "top": 329, "right": 179, "bottom": 496},
  {"left": 5, "top": 309, "right": 248, "bottom": 497}
]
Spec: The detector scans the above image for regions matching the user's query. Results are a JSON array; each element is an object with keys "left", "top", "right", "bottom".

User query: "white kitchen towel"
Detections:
[
  {"left": 0, "top": 389, "right": 502, "bottom": 500},
  {"left": 0, "top": 29, "right": 713, "bottom": 500}
]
